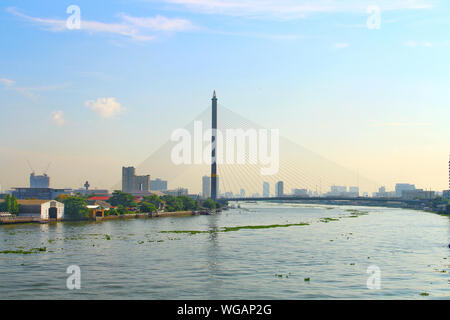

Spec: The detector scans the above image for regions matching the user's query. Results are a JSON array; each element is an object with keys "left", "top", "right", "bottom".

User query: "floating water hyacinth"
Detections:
[
  {"left": 160, "top": 222, "right": 310, "bottom": 235},
  {"left": 0, "top": 247, "right": 46, "bottom": 254}
]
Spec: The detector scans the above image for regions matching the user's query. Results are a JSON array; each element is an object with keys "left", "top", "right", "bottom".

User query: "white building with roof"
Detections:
[{"left": 17, "top": 200, "right": 64, "bottom": 220}]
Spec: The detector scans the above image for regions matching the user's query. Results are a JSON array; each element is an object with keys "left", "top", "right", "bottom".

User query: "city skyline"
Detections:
[{"left": 1, "top": 0, "right": 449, "bottom": 192}]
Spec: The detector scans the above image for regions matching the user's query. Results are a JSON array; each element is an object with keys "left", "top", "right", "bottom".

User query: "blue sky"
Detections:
[{"left": 0, "top": 0, "right": 449, "bottom": 192}]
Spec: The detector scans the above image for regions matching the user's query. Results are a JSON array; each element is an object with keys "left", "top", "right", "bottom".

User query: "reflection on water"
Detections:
[{"left": 0, "top": 203, "right": 448, "bottom": 299}]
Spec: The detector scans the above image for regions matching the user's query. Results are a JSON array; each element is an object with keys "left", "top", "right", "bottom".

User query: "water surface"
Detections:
[{"left": 0, "top": 203, "right": 448, "bottom": 299}]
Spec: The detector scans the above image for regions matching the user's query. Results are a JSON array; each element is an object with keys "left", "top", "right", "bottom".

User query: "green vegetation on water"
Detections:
[
  {"left": 160, "top": 222, "right": 310, "bottom": 235},
  {"left": 320, "top": 217, "right": 340, "bottom": 223},
  {"left": 345, "top": 209, "right": 369, "bottom": 216},
  {"left": 0, "top": 247, "right": 46, "bottom": 254},
  {"left": 221, "top": 223, "right": 309, "bottom": 232}
]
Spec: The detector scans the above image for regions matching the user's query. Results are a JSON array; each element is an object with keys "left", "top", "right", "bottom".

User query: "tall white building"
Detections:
[
  {"left": 263, "top": 182, "right": 270, "bottom": 197},
  {"left": 276, "top": 181, "right": 284, "bottom": 197},
  {"left": 395, "top": 183, "right": 415, "bottom": 197},
  {"left": 292, "top": 188, "right": 308, "bottom": 196},
  {"left": 349, "top": 186, "right": 359, "bottom": 196},
  {"left": 202, "top": 176, "right": 211, "bottom": 199}
]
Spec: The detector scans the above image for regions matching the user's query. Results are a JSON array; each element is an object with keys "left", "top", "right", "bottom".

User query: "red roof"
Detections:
[{"left": 88, "top": 196, "right": 110, "bottom": 201}]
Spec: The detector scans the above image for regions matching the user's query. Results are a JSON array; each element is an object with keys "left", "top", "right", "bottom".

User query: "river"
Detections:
[{"left": 0, "top": 202, "right": 448, "bottom": 299}]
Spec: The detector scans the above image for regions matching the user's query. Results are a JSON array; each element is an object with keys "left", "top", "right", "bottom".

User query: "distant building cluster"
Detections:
[
  {"left": 150, "top": 178, "right": 168, "bottom": 191},
  {"left": 122, "top": 167, "right": 151, "bottom": 194},
  {"left": 1, "top": 154, "right": 450, "bottom": 204}
]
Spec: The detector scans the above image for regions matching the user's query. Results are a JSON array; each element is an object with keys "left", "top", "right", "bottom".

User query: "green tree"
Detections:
[
  {"left": 63, "top": 196, "right": 89, "bottom": 219},
  {"left": 143, "top": 194, "right": 162, "bottom": 209},
  {"left": 116, "top": 204, "right": 130, "bottom": 215},
  {"left": 216, "top": 199, "right": 228, "bottom": 209},
  {"left": 105, "top": 208, "right": 118, "bottom": 216},
  {"left": 55, "top": 194, "right": 71, "bottom": 203},
  {"left": 202, "top": 198, "right": 216, "bottom": 210},
  {"left": 10, "top": 195, "right": 19, "bottom": 214},
  {"left": 139, "top": 202, "right": 157, "bottom": 213},
  {"left": 161, "top": 195, "right": 183, "bottom": 212},
  {"left": 0, "top": 195, "right": 19, "bottom": 214},
  {"left": 108, "top": 191, "right": 137, "bottom": 208},
  {"left": 179, "top": 196, "right": 195, "bottom": 211}
]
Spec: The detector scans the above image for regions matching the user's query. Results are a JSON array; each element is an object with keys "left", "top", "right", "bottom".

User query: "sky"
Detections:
[{"left": 0, "top": 0, "right": 449, "bottom": 194}]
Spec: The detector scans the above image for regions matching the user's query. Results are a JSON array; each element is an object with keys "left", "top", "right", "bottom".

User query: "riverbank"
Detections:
[
  {"left": 253, "top": 199, "right": 449, "bottom": 215},
  {"left": 0, "top": 208, "right": 223, "bottom": 226}
]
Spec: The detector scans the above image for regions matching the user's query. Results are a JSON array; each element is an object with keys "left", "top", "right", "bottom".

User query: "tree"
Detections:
[
  {"left": 139, "top": 202, "right": 157, "bottom": 213},
  {"left": 10, "top": 195, "right": 19, "bottom": 214},
  {"left": 105, "top": 208, "right": 118, "bottom": 216},
  {"left": 116, "top": 204, "right": 129, "bottom": 215},
  {"left": 161, "top": 195, "right": 183, "bottom": 212},
  {"left": 179, "top": 196, "right": 195, "bottom": 211},
  {"left": 216, "top": 199, "right": 228, "bottom": 209},
  {"left": 202, "top": 198, "right": 216, "bottom": 210},
  {"left": 0, "top": 195, "right": 18, "bottom": 214},
  {"left": 55, "top": 194, "right": 71, "bottom": 203},
  {"left": 63, "top": 196, "right": 88, "bottom": 219},
  {"left": 108, "top": 191, "right": 137, "bottom": 208},
  {"left": 143, "top": 194, "right": 162, "bottom": 209}
]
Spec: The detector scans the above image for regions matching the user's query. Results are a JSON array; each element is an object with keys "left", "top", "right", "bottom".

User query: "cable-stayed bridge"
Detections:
[{"left": 128, "top": 93, "right": 381, "bottom": 199}]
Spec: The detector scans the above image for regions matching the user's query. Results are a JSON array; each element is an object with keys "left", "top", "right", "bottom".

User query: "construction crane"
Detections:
[
  {"left": 26, "top": 159, "right": 35, "bottom": 174},
  {"left": 43, "top": 162, "right": 52, "bottom": 175}
]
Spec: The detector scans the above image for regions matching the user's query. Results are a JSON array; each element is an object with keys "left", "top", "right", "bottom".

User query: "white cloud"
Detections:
[
  {"left": 51, "top": 110, "right": 66, "bottom": 126},
  {"left": 85, "top": 98, "right": 125, "bottom": 118},
  {"left": 0, "top": 78, "right": 15, "bottom": 87},
  {"left": 0, "top": 78, "right": 69, "bottom": 100},
  {"left": 120, "top": 14, "right": 196, "bottom": 32},
  {"left": 7, "top": 7, "right": 195, "bottom": 41},
  {"left": 162, "top": 0, "right": 433, "bottom": 19}
]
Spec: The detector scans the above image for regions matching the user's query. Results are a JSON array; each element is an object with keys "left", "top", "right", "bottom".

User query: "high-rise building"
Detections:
[
  {"left": 395, "top": 183, "right": 415, "bottom": 198},
  {"left": 276, "top": 181, "right": 284, "bottom": 197},
  {"left": 330, "top": 186, "right": 347, "bottom": 194},
  {"left": 263, "top": 182, "right": 270, "bottom": 197},
  {"left": 150, "top": 178, "right": 168, "bottom": 191},
  {"left": 292, "top": 188, "right": 308, "bottom": 196},
  {"left": 202, "top": 176, "right": 211, "bottom": 199},
  {"left": 30, "top": 173, "right": 50, "bottom": 188},
  {"left": 166, "top": 188, "right": 188, "bottom": 196},
  {"left": 349, "top": 186, "right": 359, "bottom": 197},
  {"left": 122, "top": 167, "right": 150, "bottom": 194},
  {"left": 240, "top": 189, "right": 246, "bottom": 197}
]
